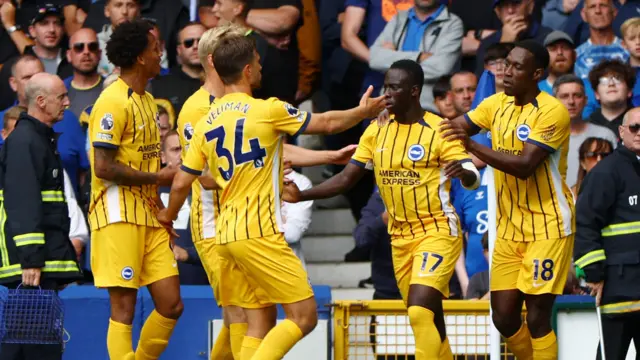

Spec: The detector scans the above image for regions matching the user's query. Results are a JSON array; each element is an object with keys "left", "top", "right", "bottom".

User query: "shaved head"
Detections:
[
  {"left": 623, "top": 107, "right": 640, "bottom": 125},
  {"left": 26, "top": 73, "right": 69, "bottom": 124},
  {"left": 25, "top": 73, "right": 57, "bottom": 106}
]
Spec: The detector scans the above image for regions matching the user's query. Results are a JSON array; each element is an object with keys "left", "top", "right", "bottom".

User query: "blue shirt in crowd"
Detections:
[
  {"left": 0, "top": 107, "right": 89, "bottom": 194},
  {"left": 401, "top": 5, "right": 445, "bottom": 51},
  {"left": 574, "top": 37, "right": 629, "bottom": 80},
  {"left": 450, "top": 132, "right": 491, "bottom": 278}
]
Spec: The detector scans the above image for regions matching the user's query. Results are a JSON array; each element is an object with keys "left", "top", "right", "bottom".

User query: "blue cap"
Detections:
[{"left": 493, "top": 0, "right": 524, "bottom": 8}]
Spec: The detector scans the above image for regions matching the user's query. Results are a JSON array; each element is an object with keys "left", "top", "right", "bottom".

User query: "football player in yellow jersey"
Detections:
[
  {"left": 159, "top": 24, "right": 388, "bottom": 360},
  {"left": 88, "top": 20, "right": 182, "bottom": 360},
  {"left": 286, "top": 60, "right": 481, "bottom": 360},
  {"left": 441, "top": 40, "right": 575, "bottom": 360}
]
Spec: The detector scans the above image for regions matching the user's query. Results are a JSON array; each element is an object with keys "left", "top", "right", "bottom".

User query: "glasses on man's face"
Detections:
[
  {"left": 584, "top": 151, "right": 611, "bottom": 160},
  {"left": 182, "top": 38, "right": 201, "bottom": 49},
  {"left": 72, "top": 41, "right": 99, "bottom": 53},
  {"left": 599, "top": 75, "right": 623, "bottom": 87},
  {"left": 625, "top": 123, "right": 640, "bottom": 134},
  {"left": 486, "top": 59, "right": 506, "bottom": 68}
]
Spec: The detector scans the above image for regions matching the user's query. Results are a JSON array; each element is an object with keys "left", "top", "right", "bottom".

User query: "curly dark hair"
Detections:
[
  {"left": 588, "top": 59, "right": 636, "bottom": 92},
  {"left": 106, "top": 19, "right": 153, "bottom": 69}
]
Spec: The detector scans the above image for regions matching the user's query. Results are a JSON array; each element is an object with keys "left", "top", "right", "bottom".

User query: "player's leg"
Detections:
[
  {"left": 224, "top": 306, "right": 249, "bottom": 360},
  {"left": 241, "top": 306, "right": 277, "bottom": 360},
  {"left": 489, "top": 239, "right": 532, "bottom": 360},
  {"left": 518, "top": 236, "right": 574, "bottom": 360},
  {"left": 136, "top": 227, "right": 183, "bottom": 360},
  {"left": 227, "top": 234, "right": 317, "bottom": 360},
  {"left": 91, "top": 223, "right": 145, "bottom": 360},
  {"left": 396, "top": 236, "right": 460, "bottom": 360}
]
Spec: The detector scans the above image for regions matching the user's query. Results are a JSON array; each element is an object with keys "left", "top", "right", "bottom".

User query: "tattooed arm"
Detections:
[{"left": 93, "top": 147, "right": 176, "bottom": 186}]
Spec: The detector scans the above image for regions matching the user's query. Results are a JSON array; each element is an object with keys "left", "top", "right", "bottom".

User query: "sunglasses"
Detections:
[
  {"left": 72, "top": 41, "right": 99, "bottom": 53},
  {"left": 182, "top": 37, "right": 200, "bottom": 49},
  {"left": 625, "top": 123, "right": 640, "bottom": 133},
  {"left": 599, "top": 75, "right": 623, "bottom": 87},
  {"left": 584, "top": 152, "right": 611, "bottom": 160}
]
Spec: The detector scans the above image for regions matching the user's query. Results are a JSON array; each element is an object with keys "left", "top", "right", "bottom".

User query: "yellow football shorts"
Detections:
[
  {"left": 391, "top": 233, "right": 463, "bottom": 301},
  {"left": 91, "top": 223, "right": 178, "bottom": 289},
  {"left": 192, "top": 237, "right": 221, "bottom": 301},
  {"left": 490, "top": 235, "right": 574, "bottom": 295},
  {"left": 215, "top": 233, "right": 314, "bottom": 308}
]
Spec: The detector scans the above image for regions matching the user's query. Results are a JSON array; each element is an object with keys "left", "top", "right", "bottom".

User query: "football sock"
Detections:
[
  {"left": 532, "top": 330, "right": 557, "bottom": 360},
  {"left": 107, "top": 318, "right": 135, "bottom": 360},
  {"left": 250, "top": 319, "right": 303, "bottom": 359},
  {"left": 230, "top": 323, "right": 248, "bottom": 359},
  {"left": 210, "top": 324, "right": 233, "bottom": 360},
  {"left": 239, "top": 336, "right": 261, "bottom": 360},
  {"left": 135, "top": 310, "right": 177, "bottom": 360},
  {"left": 505, "top": 323, "right": 533, "bottom": 360},
  {"left": 407, "top": 306, "right": 441, "bottom": 359}
]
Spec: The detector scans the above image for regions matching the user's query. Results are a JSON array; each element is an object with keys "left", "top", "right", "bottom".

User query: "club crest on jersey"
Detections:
[
  {"left": 100, "top": 113, "right": 114, "bottom": 131},
  {"left": 516, "top": 124, "right": 531, "bottom": 142},
  {"left": 184, "top": 123, "right": 194, "bottom": 140},
  {"left": 407, "top": 144, "right": 425, "bottom": 161},
  {"left": 121, "top": 266, "right": 134, "bottom": 280},
  {"left": 285, "top": 103, "right": 299, "bottom": 116}
]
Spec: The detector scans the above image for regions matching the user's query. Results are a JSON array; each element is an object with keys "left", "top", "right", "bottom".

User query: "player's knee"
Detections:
[
  {"left": 225, "top": 306, "right": 247, "bottom": 324},
  {"left": 525, "top": 308, "right": 551, "bottom": 336},
  {"left": 158, "top": 298, "right": 184, "bottom": 320},
  {"left": 290, "top": 307, "right": 317, "bottom": 336},
  {"left": 491, "top": 311, "right": 519, "bottom": 335}
]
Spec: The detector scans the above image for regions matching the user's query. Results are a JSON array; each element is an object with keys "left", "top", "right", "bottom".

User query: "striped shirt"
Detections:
[{"left": 574, "top": 37, "right": 629, "bottom": 80}]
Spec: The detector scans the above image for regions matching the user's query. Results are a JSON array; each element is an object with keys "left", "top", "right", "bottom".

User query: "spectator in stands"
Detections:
[
  {"left": 96, "top": 0, "right": 141, "bottom": 76},
  {"left": 295, "top": 0, "right": 321, "bottom": 104},
  {"left": 482, "top": 42, "right": 513, "bottom": 93},
  {"left": 541, "top": 0, "right": 581, "bottom": 31},
  {"left": 157, "top": 105, "right": 171, "bottom": 145},
  {"left": 198, "top": 0, "right": 219, "bottom": 29},
  {"left": 620, "top": 17, "right": 640, "bottom": 107},
  {"left": 369, "top": 0, "right": 464, "bottom": 112},
  {"left": 160, "top": 130, "right": 209, "bottom": 285},
  {"left": 151, "top": 22, "right": 205, "bottom": 119},
  {"left": 449, "top": 0, "right": 501, "bottom": 72},
  {"left": 573, "top": 137, "right": 614, "bottom": 197},
  {"left": 564, "top": 0, "right": 639, "bottom": 46},
  {"left": 1, "top": 55, "right": 88, "bottom": 195},
  {"left": 574, "top": 0, "right": 629, "bottom": 80},
  {"left": 433, "top": 75, "right": 458, "bottom": 118},
  {"left": 553, "top": 74, "right": 617, "bottom": 188},
  {"left": 18, "top": 4, "right": 71, "bottom": 81},
  {"left": 465, "top": 233, "right": 490, "bottom": 300},
  {"left": 587, "top": 59, "right": 635, "bottom": 135},
  {"left": 539, "top": 31, "right": 575, "bottom": 94},
  {"left": 342, "top": 0, "right": 412, "bottom": 102},
  {"left": 475, "top": 0, "right": 553, "bottom": 76},
  {"left": 450, "top": 71, "right": 477, "bottom": 115},
  {"left": 281, "top": 170, "right": 314, "bottom": 270},
  {"left": 243, "top": 0, "right": 302, "bottom": 104},
  {"left": 0, "top": 0, "right": 34, "bottom": 61},
  {"left": 65, "top": 28, "right": 103, "bottom": 129}
]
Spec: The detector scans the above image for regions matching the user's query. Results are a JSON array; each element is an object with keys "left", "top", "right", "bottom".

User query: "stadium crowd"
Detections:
[{"left": 0, "top": 0, "right": 638, "bottom": 358}]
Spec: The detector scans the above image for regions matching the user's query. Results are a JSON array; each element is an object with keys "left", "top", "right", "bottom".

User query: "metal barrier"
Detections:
[{"left": 332, "top": 300, "right": 518, "bottom": 360}]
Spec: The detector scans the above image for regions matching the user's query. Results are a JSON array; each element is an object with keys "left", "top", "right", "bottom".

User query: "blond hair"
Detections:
[
  {"left": 621, "top": 17, "right": 640, "bottom": 38},
  {"left": 198, "top": 23, "right": 251, "bottom": 69}
]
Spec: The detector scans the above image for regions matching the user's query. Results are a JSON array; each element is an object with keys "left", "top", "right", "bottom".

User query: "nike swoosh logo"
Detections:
[
  {"left": 418, "top": 273, "right": 436, "bottom": 278},
  {"left": 138, "top": 123, "right": 146, "bottom": 130},
  {"left": 532, "top": 282, "right": 544, "bottom": 288},
  {"left": 376, "top": 148, "right": 388, "bottom": 152}
]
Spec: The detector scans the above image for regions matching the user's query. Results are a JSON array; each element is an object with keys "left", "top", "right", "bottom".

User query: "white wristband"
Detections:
[{"left": 461, "top": 161, "right": 481, "bottom": 190}]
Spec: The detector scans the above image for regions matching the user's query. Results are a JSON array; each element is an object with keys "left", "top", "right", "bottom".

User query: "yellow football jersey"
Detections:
[
  {"left": 88, "top": 78, "right": 162, "bottom": 231},
  {"left": 351, "top": 113, "right": 470, "bottom": 240},
  {"left": 182, "top": 92, "right": 310, "bottom": 244},
  {"left": 176, "top": 87, "right": 218, "bottom": 240},
  {"left": 465, "top": 91, "right": 575, "bottom": 242}
]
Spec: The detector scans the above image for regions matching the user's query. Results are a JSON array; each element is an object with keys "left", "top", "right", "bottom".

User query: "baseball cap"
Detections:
[
  {"left": 543, "top": 31, "right": 575, "bottom": 48},
  {"left": 493, "top": 0, "right": 523, "bottom": 8},
  {"left": 32, "top": 4, "right": 64, "bottom": 25},
  {"left": 198, "top": 0, "right": 216, "bottom": 7}
]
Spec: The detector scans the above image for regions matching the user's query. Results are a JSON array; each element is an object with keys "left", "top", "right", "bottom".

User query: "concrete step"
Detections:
[
  {"left": 331, "top": 288, "right": 375, "bottom": 301},
  {"left": 307, "top": 262, "right": 370, "bottom": 288},
  {"left": 308, "top": 209, "right": 356, "bottom": 236},
  {"left": 301, "top": 235, "right": 355, "bottom": 263}
]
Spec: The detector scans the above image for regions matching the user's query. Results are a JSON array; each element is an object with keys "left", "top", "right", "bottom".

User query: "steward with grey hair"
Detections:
[{"left": 0, "top": 71, "right": 83, "bottom": 360}]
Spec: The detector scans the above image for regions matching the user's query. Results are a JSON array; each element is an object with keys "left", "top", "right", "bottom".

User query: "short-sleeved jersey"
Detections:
[
  {"left": 351, "top": 112, "right": 471, "bottom": 240},
  {"left": 176, "top": 87, "right": 218, "bottom": 240},
  {"left": 465, "top": 91, "right": 575, "bottom": 242},
  {"left": 182, "top": 92, "right": 310, "bottom": 244},
  {"left": 88, "top": 78, "right": 163, "bottom": 231}
]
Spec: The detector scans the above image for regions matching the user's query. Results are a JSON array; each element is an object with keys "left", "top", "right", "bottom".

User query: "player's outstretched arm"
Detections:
[
  {"left": 469, "top": 141, "right": 549, "bottom": 180},
  {"left": 285, "top": 162, "right": 367, "bottom": 203},
  {"left": 165, "top": 169, "right": 198, "bottom": 220},
  {"left": 283, "top": 144, "right": 358, "bottom": 167},
  {"left": 439, "top": 114, "right": 482, "bottom": 138},
  {"left": 302, "top": 85, "right": 390, "bottom": 135},
  {"left": 93, "top": 147, "right": 177, "bottom": 186}
]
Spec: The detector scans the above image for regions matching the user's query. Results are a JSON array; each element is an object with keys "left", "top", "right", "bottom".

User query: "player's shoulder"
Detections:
[
  {"left": 535, "top": 92, "right": 570, "bottom": 119},
  {"left": 179, "top": 89, "right": 212, "bottom": 126},
  {"left": 97, "top": 78, "right": 130, "bottom": 102},
  {"left": 421, "top": 111, "right": 445, "bottom": 131}
]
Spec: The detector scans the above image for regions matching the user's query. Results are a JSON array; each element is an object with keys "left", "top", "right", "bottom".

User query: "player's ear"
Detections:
[
  {"left": 411, "top": 85, "right": 420, "bottom": 97},
  {"left": 532, "top": 68, "right": 544, "bottom": 82}
]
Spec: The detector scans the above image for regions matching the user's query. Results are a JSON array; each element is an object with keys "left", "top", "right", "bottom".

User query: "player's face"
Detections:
[
  {"left": 620, "top": 112, "right": 640, "bottom": 153},
  {"left": 555, "top": 82, "right": 586, "bottom": 120},
  {"left": 142, "top": 33, "right": 162, "bottom": 78},
  {"left": 547, "top": 41, "right": 574, "bottom": 75},
  {"left": 383, "top": 69, "right": 415, "bottom": 115},
  {"left": 161, "top": 134, "right": 182, "bottom": 166},
  {"left": 503, "top": 48, "right": 539, "bottom": 97},
  {"left": 248, "top": 50, "right": 262, "bottom": 89}
]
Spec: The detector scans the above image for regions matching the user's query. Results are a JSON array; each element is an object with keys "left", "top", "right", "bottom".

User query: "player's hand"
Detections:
[
  {"left": 439, "top": 118, "right": 470, "bottom": 148},
  {"left": 331, "top": 144, "right": 358, "bottom": 165},
  {"left": 22, "top": 268, "right": 41, "bottom": 287},
  {"left": 587, "top": 281, "right": 604, "bottom": 306},
  {"left": 381, "top": 211, "right": 389, "bottom": 226},
  {"left": 157, "top": 162, "right": 178, "bottom": 186},
  {"left": 443, "top": 160, "right": 469, "bottom": 179},
  {"left": 500, "top": 15, "right": 527, "bottom": 43},
  {"left": 157, "top": 209, "right": 180, "bottom": 239},
  {"left": 358, "top": 85, "right": 391, "bottom": 119},
  {"left": 172, "top": 244, "right": 189, "bottom": 262},
  {"left": 283, "top": 158, "right": 293, "bottom": 176},
  {"left": 282, "top": 178, "right": 301, "bottom": 203}
]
